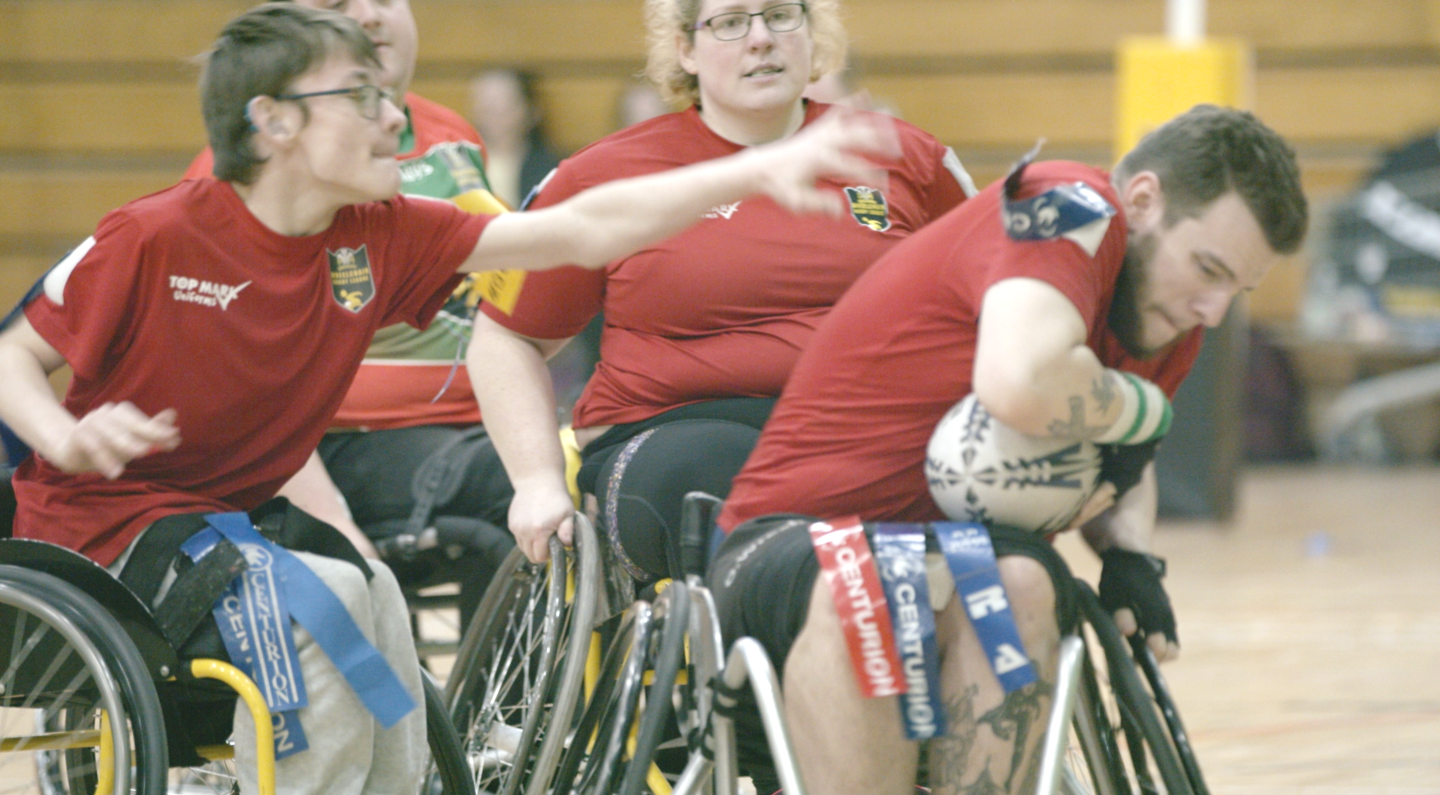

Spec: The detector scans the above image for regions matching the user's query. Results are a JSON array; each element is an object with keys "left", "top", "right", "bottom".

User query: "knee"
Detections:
[{"left": 998, "top": 555, "right": 1058, "bottom": 638}]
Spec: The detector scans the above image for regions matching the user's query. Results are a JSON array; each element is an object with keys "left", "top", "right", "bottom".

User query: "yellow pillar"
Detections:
[{"left": 1114, "top": 37, "right": 1252, "bottom": 158}]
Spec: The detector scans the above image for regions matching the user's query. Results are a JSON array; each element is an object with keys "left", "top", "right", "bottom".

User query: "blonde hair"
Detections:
[{"left": 643, "top": 0, "right": 847, "bottom": 107}]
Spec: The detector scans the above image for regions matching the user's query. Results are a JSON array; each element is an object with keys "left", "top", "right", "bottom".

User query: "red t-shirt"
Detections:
[
  {"left": 15, "top": 179, "right": 490, "bottom": 564},
  {"left": 186, "top": 93, "right": 494, "bottom": 430},
  {"left": 719, "top": 161, "right": 1203, "bottom": 530},
  {"left": 481, "top": 102, "right": 971, "bottom": 429}
]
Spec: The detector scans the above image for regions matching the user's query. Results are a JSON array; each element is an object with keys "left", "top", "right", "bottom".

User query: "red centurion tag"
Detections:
[{"left": 809, "top": 517, "right": 906, "bottom": 698}]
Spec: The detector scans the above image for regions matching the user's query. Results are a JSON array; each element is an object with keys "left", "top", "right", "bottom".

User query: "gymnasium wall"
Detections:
[{"left": 5, "top": 0, "right": 1440, "bottom": 321}]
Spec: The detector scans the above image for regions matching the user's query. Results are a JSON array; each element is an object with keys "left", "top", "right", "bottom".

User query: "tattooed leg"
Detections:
[{"left": 931, "top": 556, "right": 1061, "bottom": 795}]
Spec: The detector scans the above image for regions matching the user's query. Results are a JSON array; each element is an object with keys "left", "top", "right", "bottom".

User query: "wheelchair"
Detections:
[
  {"left": 0, "top": 467, "right": 474, "bottom": 795},
  {"left": 443, "top": 504, "right": 810, "bottom": 795},
  {"left": 446, "top": 493, "right": 1212, "bottom": 795}
]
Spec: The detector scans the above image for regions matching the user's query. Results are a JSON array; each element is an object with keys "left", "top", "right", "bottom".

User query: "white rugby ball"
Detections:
[{"left": 926, "top": 394, "right": 1101, "bottom": 534}]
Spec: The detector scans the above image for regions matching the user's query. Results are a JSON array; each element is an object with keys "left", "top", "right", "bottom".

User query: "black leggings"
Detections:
[
  {"left": 585, "top": 419, "right": 762, "bottom": 582},
  {"left": 317, "top": 426, "right": 516, "bottom": 626}
]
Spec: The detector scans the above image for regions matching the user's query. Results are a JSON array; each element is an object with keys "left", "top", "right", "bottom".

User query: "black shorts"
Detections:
[
  {"left": 577, "top": 398, "right": 774, "bottom": 581},
  {"left": 705, "top": 515, "right": 1077, "bottom": 791}
]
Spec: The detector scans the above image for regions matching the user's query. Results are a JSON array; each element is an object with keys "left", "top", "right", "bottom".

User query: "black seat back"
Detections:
[{"left": 1, "top": 467, "right": 15, "bottom": 540}]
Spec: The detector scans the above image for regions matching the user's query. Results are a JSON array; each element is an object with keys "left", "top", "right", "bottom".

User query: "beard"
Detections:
[{"left": 1108, "top": 229, "right": 1159, "bottom": 359}]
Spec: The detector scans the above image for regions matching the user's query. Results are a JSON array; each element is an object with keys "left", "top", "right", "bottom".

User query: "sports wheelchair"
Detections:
[
  {"left": 445, "top": 494, "right": 1211, "bottom": 795},
  {"left": 0, "top": 467, "right": 473, "bottom": 795}
]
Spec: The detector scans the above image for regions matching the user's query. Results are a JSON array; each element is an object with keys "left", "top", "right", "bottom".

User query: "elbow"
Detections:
[{"left": 972, "top": 358, "right": 1053, "bottom": 437}]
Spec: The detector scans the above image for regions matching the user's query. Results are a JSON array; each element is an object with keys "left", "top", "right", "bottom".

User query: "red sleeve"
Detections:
[
  {"left": 913, "top": 133, "right": 968, "bottom": 222},
  {"left": 477, "top": 158, "right": 606, "bottom": 339},
  {"left": 24, "top": 216, "right": 149, "bottom": 382},
  {"left": 956, "top": 202, "right": 1124, "bottom": 334},
  {"left": 376, "top": 196, "right": 492, "bottom": 329},
  {"left": 183, "top": 148, "right": 215, "bottom": 181}
]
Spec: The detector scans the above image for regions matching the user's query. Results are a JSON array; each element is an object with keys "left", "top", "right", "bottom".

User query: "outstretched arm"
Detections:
[
  {"left": 0, "top": 316, "right": 179, "bottom": 478},
  {"left": 460, "top": 108, "right": 900, "bottom": 274},
  {"left": 468, "top": 314, "right": 574, "bottom": 563}
]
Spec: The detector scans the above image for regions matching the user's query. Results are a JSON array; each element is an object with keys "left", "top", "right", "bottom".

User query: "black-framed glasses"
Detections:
[
  {"left": 274, "top": 84, "right": 396, "bottom": 120},
  {"left": 691, "top": 3, "right": 807, "bottom": 41}
]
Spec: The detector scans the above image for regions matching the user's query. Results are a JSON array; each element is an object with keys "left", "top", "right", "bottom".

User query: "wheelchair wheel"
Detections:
[
  {"left": 617, "top": 581, "right": 689, "bottom": 795},
  {"left": 550, "top": 601, "right": 653, "bottom": 795},
  {"left": 445, "top": 543, "right": 571, "bottom": 795},
  {"left": 423, "top": 669, "right": 473, "bottom": 795},
  {"left": 1061, "top": 582, "right": 1203, "bottom": 795},
  {"left": 0, "top": 565, "right": 169, "bottom": 795},
  {"left": 446, "top": 517, "right": 600, "bottom": 795}
]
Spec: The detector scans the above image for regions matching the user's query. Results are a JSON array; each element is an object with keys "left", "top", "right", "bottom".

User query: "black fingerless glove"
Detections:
[
  {"left": 1098, "top": 547, "right": 1178, "bottom": 646},
  {"left": 1098, "top": 438, "right": 1161, "bottom": 500}
]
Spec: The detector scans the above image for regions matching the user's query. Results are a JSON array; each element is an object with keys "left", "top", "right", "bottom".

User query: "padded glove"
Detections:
[{"left": 1098, "top": 547, "right": 1177, "bottom": 646}]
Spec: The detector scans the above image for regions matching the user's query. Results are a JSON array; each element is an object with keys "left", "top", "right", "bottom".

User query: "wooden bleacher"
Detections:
[{"left": 5, "top": 0, "right": 1440, "bottom": 323}]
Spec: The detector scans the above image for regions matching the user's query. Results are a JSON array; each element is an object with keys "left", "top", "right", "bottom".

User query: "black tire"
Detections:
[
  {"left": 423, "top": 669, "right": 473, "bottom": 795},
  {"left": 1063, "top": 581, "right": 1197, "bottom": 795},
  {"left": 0, "top": 565, "right": 169, "bottom": 795},
  {"left": 552, "top": 602, "right": 654, "bottom": 795},
  {"left": 618, "top": 581, "right": 690, "bottom": 795}
]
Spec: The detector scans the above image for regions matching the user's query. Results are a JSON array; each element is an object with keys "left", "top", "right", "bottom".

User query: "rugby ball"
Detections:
[{"left": 926, "top": 394, "right": 1101, "bottom": 534}]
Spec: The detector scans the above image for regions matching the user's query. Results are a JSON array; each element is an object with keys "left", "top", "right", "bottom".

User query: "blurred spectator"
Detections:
[
  {"left": 614, "top": 79, "right": 671, "bottom": 130},
  {"left": 469, "top": 68, "right": 563, "bottom": 208}
]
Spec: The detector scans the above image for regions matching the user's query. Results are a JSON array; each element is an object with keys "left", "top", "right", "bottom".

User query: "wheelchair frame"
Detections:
[
  {"left": 447, "top": 495, "right": 1211, "bottom": 795},
  {"left": 0, "top": 472, "right": 475, "bottom": 795}
]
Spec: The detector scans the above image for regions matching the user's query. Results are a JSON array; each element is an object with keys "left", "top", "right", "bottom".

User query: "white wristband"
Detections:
[{"left": 1095, "top": 370, "right": 1173, "bottom": 445}]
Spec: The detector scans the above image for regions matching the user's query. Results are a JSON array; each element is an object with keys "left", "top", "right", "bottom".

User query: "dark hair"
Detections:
[
  {"left": 199, "top": 2, "right": 379, "bottom": 184},
  {"left": 1113, "top": 105, "right": 1308, "bottom": 254}
]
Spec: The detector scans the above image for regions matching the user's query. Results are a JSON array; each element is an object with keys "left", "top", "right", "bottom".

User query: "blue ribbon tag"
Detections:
[
  {"left": 182, "top": 521, "right": 310, "bottom": 758},
  {"left": 870, "top": 524, "right": 946, "bottom": 739},
  {"left": 184, "top": 513, "right": 418, "bottom": 755},
  {"left": 931, "top": 522, "right": 1038, "bottom": 693}
]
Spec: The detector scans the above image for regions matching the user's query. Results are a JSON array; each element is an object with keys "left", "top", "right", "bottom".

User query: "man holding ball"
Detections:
[{"left": 708, "top": 105, "right": 1308, "bottom": 795}]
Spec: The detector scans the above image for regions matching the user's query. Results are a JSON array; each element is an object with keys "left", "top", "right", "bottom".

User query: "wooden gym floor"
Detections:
[{"left": 1056, "top": 464, "right": 1440, "bottom": 794}]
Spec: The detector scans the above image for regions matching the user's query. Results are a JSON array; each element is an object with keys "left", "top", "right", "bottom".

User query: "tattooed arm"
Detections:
[{"left": 973, "top": 278, "right": 1123, "bottom": 440}]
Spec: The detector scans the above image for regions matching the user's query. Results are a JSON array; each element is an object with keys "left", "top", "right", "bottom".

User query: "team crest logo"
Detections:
[
  {"left": 327, "top": 245, "right": 375, "bottom": 313},
  {"left": 845, "top": 186, "right": 891, "bottom": 232}
]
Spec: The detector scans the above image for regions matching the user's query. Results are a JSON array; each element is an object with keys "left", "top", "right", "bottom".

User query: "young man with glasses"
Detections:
[
  {"left": 0, "top": 5, "right": 899, "bottom": 794},
  {"left": 186, "top": 0, "right": 516, "bottom": 632}
]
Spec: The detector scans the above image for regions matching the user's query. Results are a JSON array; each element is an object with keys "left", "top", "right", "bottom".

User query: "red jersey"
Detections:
[
  {"left": 481, "top": 102, "right": 971, "bottom": 429},
  {"left": 186, "top": 93, "right": 496, "bottom": 430},
  {"left": 719, "top": 161, "right": 1203, "bottom": 530},
  {"left": 15, "top": 179, "right": 490, "bottom": 564}
]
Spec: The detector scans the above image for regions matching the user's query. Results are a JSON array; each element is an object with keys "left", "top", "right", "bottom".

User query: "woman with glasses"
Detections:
[{"left": 472, "top": 0, "right": 975, "bottom": 584}]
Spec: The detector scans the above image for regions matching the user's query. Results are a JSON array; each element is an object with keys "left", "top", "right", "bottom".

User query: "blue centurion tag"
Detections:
[
  {"left": 182, "top": 520, "right": 310, "bottom": 759},
  {"left": 183, "top": 512, "right": 418, "bottom": 757},
  {"left": 932, "top": 522, "right": 1038, "bottom": 694},
  {"left": 870, "top": 525, "right": 946, "bottom": 740},
  {"left": 1000, "top": 141, "right": 1116, "bottom": 245}
]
